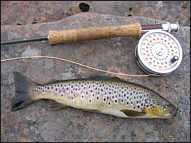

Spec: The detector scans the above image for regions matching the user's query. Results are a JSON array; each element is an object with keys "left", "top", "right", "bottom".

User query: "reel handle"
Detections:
[{"left": 48, "top": 23, "right": 141, "bottom": 44}]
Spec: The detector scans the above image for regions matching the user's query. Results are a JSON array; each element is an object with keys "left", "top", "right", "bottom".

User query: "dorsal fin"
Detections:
[{"left": 88, "top": 75, "right": 121, "bottom": 81}]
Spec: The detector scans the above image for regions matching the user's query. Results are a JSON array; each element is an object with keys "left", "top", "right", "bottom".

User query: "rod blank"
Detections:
[{"left": 1, "top": 36, "right": 48, "bottom": 45}]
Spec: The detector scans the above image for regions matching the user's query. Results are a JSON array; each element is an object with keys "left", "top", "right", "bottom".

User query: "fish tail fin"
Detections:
[{"left": 12, "top": 72, "right": 37, "bottom": 111}]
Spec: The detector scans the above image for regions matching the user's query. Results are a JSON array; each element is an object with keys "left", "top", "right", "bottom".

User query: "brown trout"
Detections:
[{"left": 12, "top": 72, "right": 176, "bottom": 118}]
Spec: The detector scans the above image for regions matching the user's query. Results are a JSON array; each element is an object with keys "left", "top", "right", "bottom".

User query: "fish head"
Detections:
[{"left": 143, "top": 92, "right": 177, "bottom": 118}]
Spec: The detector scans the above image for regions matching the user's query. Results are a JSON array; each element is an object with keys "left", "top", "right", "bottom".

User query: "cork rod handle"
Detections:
[{"left": 48, "top": 23, "right": 141, "bottom": 44}]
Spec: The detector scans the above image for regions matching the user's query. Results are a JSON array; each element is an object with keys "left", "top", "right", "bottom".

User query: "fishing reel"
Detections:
[{"left": 135, "top": 22, "right": 183, "bottom": 76}]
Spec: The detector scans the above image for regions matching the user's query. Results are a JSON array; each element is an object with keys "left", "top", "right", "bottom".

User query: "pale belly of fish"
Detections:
[{"left": 12, "top": 72, "right": 177, "bottom": 118}]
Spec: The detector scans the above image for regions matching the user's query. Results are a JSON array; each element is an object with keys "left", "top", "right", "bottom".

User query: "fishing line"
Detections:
[{"left": 1, "top": 56, "right": 159, "bottom": 77}]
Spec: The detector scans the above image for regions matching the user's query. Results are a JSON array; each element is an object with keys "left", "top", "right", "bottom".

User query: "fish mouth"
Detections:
[{"left": 161, "top": 108, "right": 177, "bottom": 118}]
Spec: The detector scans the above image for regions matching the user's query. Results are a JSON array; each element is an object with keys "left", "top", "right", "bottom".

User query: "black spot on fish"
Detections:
[
  {"left": 136, "top": 101, "right": 138, "bottom": 104},
  {"left": 51, "top": 86, "right": 53, "bottom": 90},
  {"left": 124, "top": 94, "right": 126, "bottom": 97},
  {"left": 130, "top": 93, "right": 132, "bottom": 95},
  {"left": 109, "top": 92, "right": 111, "bottom": 94},
  {"left": 126, "top": 101, "right": 129, "bottom": 105},
  {"left": 101, "top": 89, "right": 103, "bottom": 92},
  {"left": 141, "top": 103, "right": 143, "bottom": 106},
  {"left": 126, "top": 96, "right": 129, "bottom": 99},
  {"left": 114, "top": 91, "right": 116, "bottom": 93}
]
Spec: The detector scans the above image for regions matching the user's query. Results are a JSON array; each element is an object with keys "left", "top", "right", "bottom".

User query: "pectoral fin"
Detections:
[
  {"left": 48, "top": 100, "right": 68, "bottom": 111},
  {"left": 121, "top": 109, "right": 146, "bottom": 117},
  {"left": 79, "top": 108, "right": 101, "bottom": 113}
]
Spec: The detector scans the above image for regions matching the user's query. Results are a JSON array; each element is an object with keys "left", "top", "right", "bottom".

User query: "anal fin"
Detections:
[
  {"left": 121, "top": 109, "right": 146, "bottom": 117},
  {"left": 48, "top": 100, "right": 68, "bottom": 111}
]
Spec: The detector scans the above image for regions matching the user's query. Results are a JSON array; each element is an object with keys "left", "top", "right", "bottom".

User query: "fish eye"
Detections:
[{"left": 165, "top": 103, "right": 170, "bottom": 107}]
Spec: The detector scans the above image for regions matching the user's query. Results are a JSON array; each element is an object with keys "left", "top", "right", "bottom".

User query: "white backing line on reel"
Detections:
[{"left": 135, "top": 30, "right": 183, "bottom": 76}]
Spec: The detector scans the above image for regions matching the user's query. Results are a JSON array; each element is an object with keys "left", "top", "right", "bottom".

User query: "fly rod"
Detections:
[{"left": 1, "top": 22, "right": 179, "bottom": 45}]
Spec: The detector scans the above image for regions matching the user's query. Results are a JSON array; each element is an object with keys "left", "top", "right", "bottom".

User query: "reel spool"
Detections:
[{"left": 135, "top": 30, "right": 182, "bottom": 76}]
